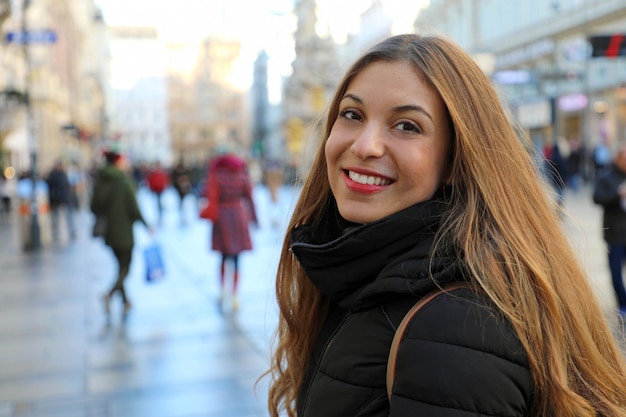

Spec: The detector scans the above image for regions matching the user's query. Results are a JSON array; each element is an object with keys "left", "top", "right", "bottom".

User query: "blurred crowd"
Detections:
[
  {"left": 541, "top": 134, "right": 615, "bottom": 204},
  {"left": 0, "top": 153, "right": 295, "bottom": 243}
]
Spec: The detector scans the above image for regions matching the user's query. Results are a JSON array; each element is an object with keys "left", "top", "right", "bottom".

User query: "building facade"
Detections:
[
  {"left": 0, "top": 0, "right": 107, "bottom": 176},
  {"left": 167, "top": 37, "right": 247, "bottom": 168},
  {"left": 282, "top": 0, "right": 342, "bottom": 170},
  {"left": 107, "top": 26, "right": 171, "bottom": 166},
  {"left": 415, "top": 0, "right": 626, "bottom": 160}
]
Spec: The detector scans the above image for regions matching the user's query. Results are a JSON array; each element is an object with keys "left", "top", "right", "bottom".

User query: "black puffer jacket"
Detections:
[{"left": 290, "top": 198, "right": 532, "bottom": 417}]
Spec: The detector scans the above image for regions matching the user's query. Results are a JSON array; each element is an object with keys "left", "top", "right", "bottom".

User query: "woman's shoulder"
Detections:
[
  {"left": 403, "top": 288, "right": 526, "bottom": 363},
  {"left": 390, "top": 288, "right": 532, "bottom": 415}
]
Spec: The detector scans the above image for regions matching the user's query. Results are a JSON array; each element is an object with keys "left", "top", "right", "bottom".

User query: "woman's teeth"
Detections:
[{"left": 348, "top": 171, "right": 390, "bottom": 186}]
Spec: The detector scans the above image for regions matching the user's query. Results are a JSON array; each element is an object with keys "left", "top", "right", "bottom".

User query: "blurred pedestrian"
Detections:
[
  {"left": 0, "top": 174, "right": 11, "bottom": 218},
  {"left": 16, "top": 170, "right": 50, "bottom": 247},
  {"left": 544, "top": 137, "right": 570, "bottom": 210},
  {"left": 15, "top": 170, "right": 52, "bottom": 245},
  {"left": 66, "top": 161, "right": 84, "bottom": 209},
  {"left": 90, "top": 149, "right": 151, "bottom": 318},
  {"left": 265, "top": 33, "right": 626, "bottom": 417},
  {"left": 593, "top": 143, "right": 626, "bottom": 315},
  {"left": 593, "top": 138, "right": 612, "bottom": 176},
  {"left": 46, "top": 160, "right": 75, "bottom": 240},
  {"left": 203, "top": 151, "right": 257, "bottom": 310},
  {"left": 567, "top": 135, "right": 583, "bottom": 191},
  {"left": 146, "top": 161, "right": 169, "bottom": 224},
  {"left": 131, "top": 162, "right": 147, "bottom": 191},
  {"left": 170, "top": 159, "right": 192, "bottom": 224},
  {"left": 16, "top": 170, "right": 48, "bottom": 200},
  {"left": 189, "top": 163, "right": 205, "bottom": 198}
]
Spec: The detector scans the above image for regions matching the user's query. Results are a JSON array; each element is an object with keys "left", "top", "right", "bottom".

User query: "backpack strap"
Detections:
[{"left": 386, "top": 281, "right": 471, "bottom": 401}]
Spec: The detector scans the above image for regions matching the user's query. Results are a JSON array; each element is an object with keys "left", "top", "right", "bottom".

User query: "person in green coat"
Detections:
[{"left": 90, "top": 149, "right": 151, "bottom": 317}]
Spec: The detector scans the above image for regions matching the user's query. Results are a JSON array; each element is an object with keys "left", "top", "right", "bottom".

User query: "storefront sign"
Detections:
[
  {"left": 492, "top": 70, "right": 533, "bottom": 85},
  {"left": 558, "top": 93, "right": 588, "bottom": 112},
  {"left": 5, "top": 29, "right": 57, "bottom": 44}
]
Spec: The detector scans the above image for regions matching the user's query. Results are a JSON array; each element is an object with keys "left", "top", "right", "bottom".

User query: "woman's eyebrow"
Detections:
[
  {"left": 340, "top": 93, "right": 362, "bottom": 104},
  {"left": 391, "top": 104, "right": 433, "bottom": 122}
]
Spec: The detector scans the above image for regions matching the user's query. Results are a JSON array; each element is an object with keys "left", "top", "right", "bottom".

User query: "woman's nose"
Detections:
[{"left": 350, "top": 124, "right": 384, "bottom": 159}]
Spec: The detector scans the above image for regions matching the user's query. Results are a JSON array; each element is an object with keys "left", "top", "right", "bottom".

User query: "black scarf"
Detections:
[{"left": 290, "top": 197, "right": 465, "bottom": 312}]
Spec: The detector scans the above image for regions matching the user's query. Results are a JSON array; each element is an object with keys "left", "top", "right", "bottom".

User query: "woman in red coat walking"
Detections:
[{"left": 204, "top": 152, "right": 257, "bottom": 310}]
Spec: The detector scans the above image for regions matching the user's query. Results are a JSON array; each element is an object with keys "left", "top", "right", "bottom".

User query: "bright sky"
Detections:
[{"left": 95, "top": 0, "right": 429, "bottom": 99}]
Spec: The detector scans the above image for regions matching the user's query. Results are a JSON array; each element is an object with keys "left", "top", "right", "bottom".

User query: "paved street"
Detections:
[
  {"left": 0, "top": 182, "right": 623, "bottom": 417},
  {"left": 0, "top": 184, "right": 298, "bottom": 417}
]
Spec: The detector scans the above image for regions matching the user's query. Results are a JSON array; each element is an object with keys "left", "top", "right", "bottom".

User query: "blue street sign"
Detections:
[{"left": 5, "top": 29, "right": 57, "bottom": 44}]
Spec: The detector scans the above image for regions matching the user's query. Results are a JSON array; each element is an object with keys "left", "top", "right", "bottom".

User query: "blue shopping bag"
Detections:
[{"left": 144, "top": 243, "right": 165, "bottom": 282}]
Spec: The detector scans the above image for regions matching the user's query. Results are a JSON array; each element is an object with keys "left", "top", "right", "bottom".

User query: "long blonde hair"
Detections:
[{"left": 265, "top": 34, "right": 626, "bottom": 417}]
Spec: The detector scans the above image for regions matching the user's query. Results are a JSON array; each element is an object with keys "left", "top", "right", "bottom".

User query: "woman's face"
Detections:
[{"left": 325, "top": 60, "right": 452, "bottom": 224}]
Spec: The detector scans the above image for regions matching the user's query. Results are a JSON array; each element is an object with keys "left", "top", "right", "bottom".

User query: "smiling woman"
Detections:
[{"left": 263, "top": 33, "right": 626, "bottom": 417}]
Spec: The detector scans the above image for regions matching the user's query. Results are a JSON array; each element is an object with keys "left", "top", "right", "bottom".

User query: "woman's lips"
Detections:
[{"left": 343, "top": 169, "right": 393, "bottom": 194}]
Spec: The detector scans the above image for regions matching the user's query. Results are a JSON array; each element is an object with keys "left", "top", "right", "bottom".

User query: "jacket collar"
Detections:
[{"left": 290, "top": 196, "right": 462, "bottom": 311}]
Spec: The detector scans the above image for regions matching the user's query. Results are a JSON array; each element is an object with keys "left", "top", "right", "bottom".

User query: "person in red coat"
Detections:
[
  {"left": 204, "top": 152, "right": 257, "bottom": 310},
  {"left": 146, "top": 161, "right": 169, "bottom": 223}
]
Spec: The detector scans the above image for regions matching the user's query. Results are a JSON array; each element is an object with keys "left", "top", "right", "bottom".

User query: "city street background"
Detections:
[
  {"left": 0, "top": 184, "right": 299, "bottom": 417},
  {"left": 0, "top": 183, "right": 624, "bottom": 417}
]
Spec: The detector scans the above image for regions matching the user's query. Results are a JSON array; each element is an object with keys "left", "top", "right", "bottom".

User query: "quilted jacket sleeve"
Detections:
[{"left": 389, "top": 289, "right": 532, "bottom": 417}]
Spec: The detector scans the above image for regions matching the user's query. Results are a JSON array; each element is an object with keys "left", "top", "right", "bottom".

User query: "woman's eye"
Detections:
[
  {"left": 339, "top": 109, "right": 361, "bottom": 121},
  {"left": 395, "top": 121, "right": 422, "bottom": 133}
]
